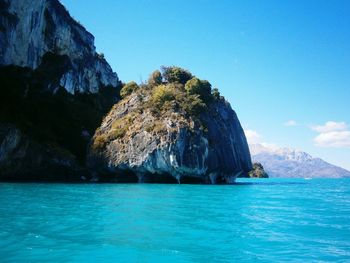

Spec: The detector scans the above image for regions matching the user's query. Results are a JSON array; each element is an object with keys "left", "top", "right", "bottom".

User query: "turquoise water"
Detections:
[{"left": 0, "top": 179, "right": 350, "bottom": 262}]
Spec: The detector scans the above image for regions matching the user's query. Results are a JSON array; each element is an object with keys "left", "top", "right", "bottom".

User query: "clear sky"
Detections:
[{"left": 61, "top": 0, "right": 350, "bottom": 170}]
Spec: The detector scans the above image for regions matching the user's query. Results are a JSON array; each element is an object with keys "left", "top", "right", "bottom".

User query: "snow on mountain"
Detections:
[{"left": 249, "top": 144, "right": 350, "bottom": 178}]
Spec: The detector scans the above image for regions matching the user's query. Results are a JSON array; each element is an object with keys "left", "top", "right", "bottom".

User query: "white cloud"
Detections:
[
  {"left": 314, "top": 131, "right": 350, "bottom": 148},
  {"left": 311, "top": 121, "right": 347, "bottom": 133},
  {"left": 260, "top": 142, "right": 280, "bottom": 151},
  {"left": 244, "top": 129, "right": 262, "bottom": 144},
  {"left": 284, "top": 120, "right": 298, "bottom": 126},
  {"left": 311, "top": 121, "right": 350, "bottom": 148}
]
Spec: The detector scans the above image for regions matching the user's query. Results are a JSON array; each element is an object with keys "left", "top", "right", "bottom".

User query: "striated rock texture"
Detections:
[
  {"left": 0, "top": 1, "right": 120, "bottom": 180},
  {"left": 0, "top": 0, "right": 118, "bottom": 93},
  {"left": 89, "top": 67, "right": 252, "bottom": 184},
  {"left": 0, "top": 63, "right": 118, "bottom": 181}
]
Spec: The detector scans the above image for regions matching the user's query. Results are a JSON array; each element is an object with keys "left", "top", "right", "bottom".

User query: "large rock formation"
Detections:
[
  {"left": 0, "top": 0, "right": 120, "bottom": 180},
  {"left": 89, "top": 67, "right": 252, "bottom": 184},
  {"left": 0, "top": 1, "right": 252, "bottom": 183},
  {"left": 0, "top": 0, "right": 118, "bottom": 93}
]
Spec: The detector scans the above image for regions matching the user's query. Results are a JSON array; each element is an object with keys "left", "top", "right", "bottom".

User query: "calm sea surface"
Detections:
[{"left": 0, "top": 178, "right": 349, "bottom": 262}]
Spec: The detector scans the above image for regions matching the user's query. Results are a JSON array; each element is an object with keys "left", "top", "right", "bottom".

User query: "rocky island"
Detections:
[
  {"left": 0, "top": 0, "right": 252, "bottom": 183},
  {"left": 248, "top": 162, "right": 269, "bottom": 178},
  {"left": 89, "top": 67, "right": 252, "bottom": 183}
]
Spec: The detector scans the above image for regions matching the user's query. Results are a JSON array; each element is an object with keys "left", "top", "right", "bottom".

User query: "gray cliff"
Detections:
[
  {"left": 0, "top": 124, "right": 84, "bottom": 180},
  {"left": 0, "top": 0, "right": 118, "bottom": 93},
  {"left": 89, "top": 69, "right": 252, "bottom": 184},
  {"left": 0, "top": 0, "right": 120, "bottom": 180},
  {"left": 0, "top": 0, "right": 252, "bottom": 183}
]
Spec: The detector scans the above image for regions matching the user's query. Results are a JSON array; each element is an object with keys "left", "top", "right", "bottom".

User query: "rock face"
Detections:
[
  {"left": 89, "top": 69, "right": 252, "bottom": 184},
  {"left": 249, "top": 143, "right": 350, "bottom": 178},
  {"left": 0, "top": 0, "right": 120, "bottom": 180},
  {"left": 248, "top": 162, "right": 269, "bottom": 178},
  {"left": 0, "top": 1, "right": 252, "bottom": 183},
  {"left": 0, "top": 124, "right": 86, "bottom": 181},
  {"left": 0, "top": 0, "right": 119, "bottom": 93}
]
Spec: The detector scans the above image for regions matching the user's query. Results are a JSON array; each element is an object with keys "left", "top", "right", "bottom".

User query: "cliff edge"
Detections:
[
  {"left": 0, "top": 0, "right": 120, "bottom": 180},
  {"left": 0, "top": 0, "right": 118, "bottom": 93}
]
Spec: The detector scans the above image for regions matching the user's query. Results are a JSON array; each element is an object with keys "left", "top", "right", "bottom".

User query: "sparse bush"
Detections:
[
  {"left": 144, "top": 120, "right": 167, "bottom": 134},
  {"left": 249, "top": 163, "right": 269, "bottom": 178},
  {"left": 148, "top": 81, "right": 209, "bottom": 115},
  {"left": 151, "top": 85, "right": 176, "bottom": 110},
  {"left": 185, "top": 77, "right": 212, "bottom": 103},
  {"left": 145, "top": 123, "right": 154, "bottom": 133},
  {"left": 153, "top": 120, "right": 166, "bottom": 134},
  {"left": 108, "top": 114, "right": 135, "bottom": 140},
  {"left": 161, "top": 66, "right": 193, "bottom": 84},
  {"left": 181, "top": 94, "right": 207, "bottom": 115},
  {"left": 120, "top": 81, "right": 139, "bottom": 98},
  {"left": 92, "top": 134, "right": 108, "bottom": 151},
  {"left": 148, "top": 70, "right": 162, "bottom": 87},
  {"left": 212, "top": 88, "right": 220, "bottom": 100}
]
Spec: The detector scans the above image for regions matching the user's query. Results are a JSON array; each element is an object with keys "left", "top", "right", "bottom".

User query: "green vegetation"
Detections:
[
  {"left": 148, "top": 81, "right": 208, "bottom": 116},
  {"left": 144, "top": 120, "right": 166, "bottom": 134},
  {"left": 151, "top": 84, "right": 176, "bottom": 111},
  {"left": 91, "top": 133, "right": 108, "bottom": 151},
  {"left": 110, "top": 114, "right": 135, "bottom": 139},
  {"left": 184, "top": 77, "right": 212, "bottom": 103},
  {"left": 180, "top": 94, "right": 207, "bottom": 115},
  {"left": 161, "top": 66, "right": 193, "bottom": 84},
  {"left": 120, "top": 81, "right": 139, "bottom": 98},
  {"left": 212, "top": 88, "right": 221, "bottom": 100},
  {"left": 248, "top": 163, "right": 269, "bottom": 178},
  {"left": 144, "top": 66, "right": 224, "bottom": 115},
  {"left": 148, "top": 70, "right": 162, "bottom": 87},
  {"left": 92, "top": 66, "right": 226, "bottom": 141}
]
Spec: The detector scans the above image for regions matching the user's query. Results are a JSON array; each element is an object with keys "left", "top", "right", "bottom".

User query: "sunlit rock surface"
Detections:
[
  {"left": 0, "top": 0, "right": 119, "bottom": 93},
  {"left": 89, "top": 87, "right": 252, "bottom": 184},
  {"left": 0, "top": 0, "right": 120, "bottom": 180}
]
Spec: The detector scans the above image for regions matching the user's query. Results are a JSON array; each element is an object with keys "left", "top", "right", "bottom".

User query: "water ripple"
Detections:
[{"left": 0, "top": 178, "right": 350, "bottom": 262}]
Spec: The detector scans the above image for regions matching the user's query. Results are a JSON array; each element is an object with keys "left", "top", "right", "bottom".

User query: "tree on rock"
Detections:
[
  {"left": 120, "top": 81, "right": 139, "bottom": 98},
  {"left": 161, "top": 66, "right": 193, "bottom": 85},
  {"left": 212, "top": 88, "right": 221, "bottom": 100},
  {"left": 148, "top": 70, "right": 162, "bottom": 87},
  {"left": 248, "top": 162, "right": 269, "bottom": 178},
  {"left": 185, "top": 77, "right": 212, "bottom": 103}
]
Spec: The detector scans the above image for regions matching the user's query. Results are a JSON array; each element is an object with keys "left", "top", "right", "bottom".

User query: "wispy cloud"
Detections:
[
  {"left": 284, "top": 120, "right": 298, "bottom": 126},
  {"left": 314, "top": 131, "right": 350, "bottom": 148},
  {"left": 311, "top": 121, "right": 347, "bottom": 133},
  {"left": 311, "top": 121, "right": 350, "bottom": 148},
  {"left": 244, "top": 129, "right": 279, "bottom": 150},
  {"left": 244, "top": 129, "right": 262, "bottom": 144}
]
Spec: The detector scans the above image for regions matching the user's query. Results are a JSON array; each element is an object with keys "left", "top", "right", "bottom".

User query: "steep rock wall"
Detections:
[
  {"left": 0, "top": 0, "right": 120, "bottom": 180},
  {"left": 89, "top": 90, "right": 252, "bottom": 184},
  {"left": 0, "top": 0, "right": 118, "bottom": 93}
]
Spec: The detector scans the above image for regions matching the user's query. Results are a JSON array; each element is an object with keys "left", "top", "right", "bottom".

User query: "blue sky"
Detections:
[{"left": 61, "top": 0, "right": 350, "bottom": 170}]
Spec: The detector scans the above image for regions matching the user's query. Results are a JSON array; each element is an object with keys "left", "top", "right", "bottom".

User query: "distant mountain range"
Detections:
[{"left": 249, "top": 144, "right": 350, "bottom": 178}]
